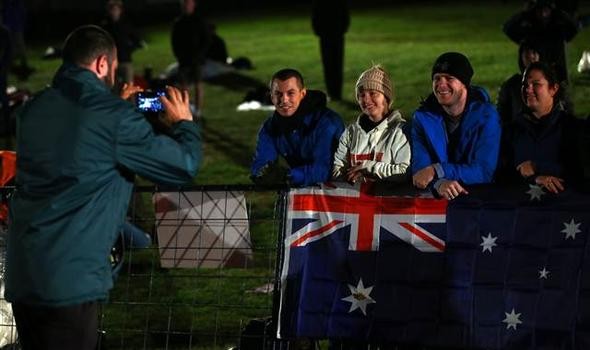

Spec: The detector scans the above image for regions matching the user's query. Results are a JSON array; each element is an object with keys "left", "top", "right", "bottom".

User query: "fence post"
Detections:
[{"left": 270, "top": 189, "right": 289, "bottom": 350}]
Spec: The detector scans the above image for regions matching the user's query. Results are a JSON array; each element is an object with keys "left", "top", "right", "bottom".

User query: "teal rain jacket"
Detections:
[{"left": 5, "top": 63, "right": 201, "bottom": 306}]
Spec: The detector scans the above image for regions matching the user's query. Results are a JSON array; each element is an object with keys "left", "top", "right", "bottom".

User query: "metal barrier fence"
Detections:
[{"left": 0, "top": 184, "right": 289, "bottom": 350}]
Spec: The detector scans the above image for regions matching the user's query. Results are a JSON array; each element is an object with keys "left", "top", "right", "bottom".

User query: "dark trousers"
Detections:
[
  {"left": 12, "top": 301, "right": 99, "bottom": 350},
  {"left": 319, "top": 34, "right": 345, "bottom": 101}
]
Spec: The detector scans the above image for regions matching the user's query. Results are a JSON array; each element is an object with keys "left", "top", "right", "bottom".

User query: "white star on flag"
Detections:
[
  {"left": 539, "top": 267, "right": 550, "bottom": 279},
  {"left": 502, "top": 308, "right": 523, "bottom": 330},
  {"left": 480, "top": 233, "right": 498, "bottom": 253},
  {"left": 561, "top": 218, "right": 581, "bottom": 240},
  {"left": 526, "top": 184, "right": 545, "bottom": 201},
  {"left": 341, "top": 278, "right": 376, "bottom": 316}
]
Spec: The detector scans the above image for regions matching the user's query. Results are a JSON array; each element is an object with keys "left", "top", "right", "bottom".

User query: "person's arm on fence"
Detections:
[
  {"left": 411, "top": 113, "right": 438, "bottom": 189},
  {"left": 251, "top": 120, "right": 279, "bottom": 179},
  {"left": 438, "top": 108, "right": 501, "bottom": 185}
]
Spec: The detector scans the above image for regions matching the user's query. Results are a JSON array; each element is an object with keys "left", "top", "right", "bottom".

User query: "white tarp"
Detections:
[{"left": 153, "top": 191, "right": 252, "bottom": 269}]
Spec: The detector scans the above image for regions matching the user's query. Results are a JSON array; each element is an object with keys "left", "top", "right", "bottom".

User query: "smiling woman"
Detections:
[
  {"left": 332, "top": 65, "right": 410, "bottom": 185},
  {"left": 499, "top": 61, "right": 584, "bottom": 193}
]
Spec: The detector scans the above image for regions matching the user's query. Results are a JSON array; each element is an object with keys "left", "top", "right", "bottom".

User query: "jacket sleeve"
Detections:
[
  {"left": 361, "top": 128, "right": 410, "bottom": 180},
  {"left": 331, "top": 126, "right": 350, "bottom": 179},
  {"left": 535, "top": 160, "right": 563, "bottom": 177},
  {"left": 553, "top": 9, "right": 578, "bottom": 42},
  {"left": 251, "top": 121, "right": 278, "bottom": 178},
  {"left": 410, "top": 112, "right": 436, "bottom": 175},
  {"left": 290, "top": 114, "right": 344, "bottom": 186},
  {"left": 115, "top": 111, "right": 202, "bottom": 186},
  {"left": 440, "top": 108, "right": 501, "bottom": 184},
  {"left": 194, "top": 19, "right": 213, "bottom": 65}
]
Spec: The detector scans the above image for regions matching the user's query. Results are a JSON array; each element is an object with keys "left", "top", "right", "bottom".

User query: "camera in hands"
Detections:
[{"left": 137, "top": 90, "right": 165, "bottom": 113}]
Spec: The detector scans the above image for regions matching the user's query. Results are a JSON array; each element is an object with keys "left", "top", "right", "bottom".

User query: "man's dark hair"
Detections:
[
  {"left": 269, "top": 68, "right": 305, "bottom": 90},
  {"left": 62, "top": 25, "right": 116, "bottom": 66}
]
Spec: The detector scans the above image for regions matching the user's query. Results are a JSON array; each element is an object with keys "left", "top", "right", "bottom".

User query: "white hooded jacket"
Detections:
[{"left": 332, "top": 110, "right": 410, "bottom": 181}]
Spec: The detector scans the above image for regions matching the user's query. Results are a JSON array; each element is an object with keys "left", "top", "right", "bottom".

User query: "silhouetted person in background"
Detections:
[
  {"left": 101, "top": 0, "right": 144, "bottom": 84},
  {"left": 1, "top": 0, "right": 33, "bottom": 81},
  {"left": 503, "top": 0, "right": 577, "bottom": 84},
  {"left": 497, "top": 38, "right": 542, "bottom": 125},
  {"left": 556, "top": 0, "right": 578, "bottom": 17},
  {"left": 312, "top": 0, "right": 349, "bottom": 101},
  {"left": 171, "top": 0, "right": 212, "bottom": 119},
  {"left": 205, "top": 23, "right": 228, "bottom": 64}
]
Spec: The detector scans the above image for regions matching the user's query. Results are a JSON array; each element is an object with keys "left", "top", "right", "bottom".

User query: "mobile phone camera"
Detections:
[{"left": 136, "top": 90, "right": 165, "bottom": 113}]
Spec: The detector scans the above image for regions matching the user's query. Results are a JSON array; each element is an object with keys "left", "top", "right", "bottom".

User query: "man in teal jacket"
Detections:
[{"left": 5, "top": 25, "right": 201, "bottom": 350}]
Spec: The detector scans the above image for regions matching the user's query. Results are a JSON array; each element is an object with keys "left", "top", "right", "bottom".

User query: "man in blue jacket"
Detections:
[
  {"left": 411, "top": 52, "right": 501, "bottom": 200},
  {"left": 5, "top": 25, "right": 201, "bottom": 350},
  {"left": 251, "top": 68, "right": 344, "bottom": 186}
]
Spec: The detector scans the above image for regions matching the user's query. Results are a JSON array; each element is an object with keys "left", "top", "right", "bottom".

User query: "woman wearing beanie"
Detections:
[{"left": 332, "top": 65, "right": 410, "bottom": 184}]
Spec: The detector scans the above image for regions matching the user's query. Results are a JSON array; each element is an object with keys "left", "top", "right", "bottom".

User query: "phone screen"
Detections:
[{"left": 137, "top": 90, "right": 165, "bottom": 113}]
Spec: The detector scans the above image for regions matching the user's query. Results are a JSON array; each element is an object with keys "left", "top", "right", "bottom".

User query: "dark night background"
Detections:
[{"left": 19, "top": 0, "right": 586, "bottom": 42}]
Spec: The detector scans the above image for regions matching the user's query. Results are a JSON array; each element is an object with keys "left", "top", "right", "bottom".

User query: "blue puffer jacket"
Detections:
[
  {"left": 251, "top": 90, "right": 344, "bottom": 186},
  {"left": 6, "top": 63, "right": 201, "bottom": 306},
  {"left": 411, "top": 86, "right": 501, "bottom": 185}
]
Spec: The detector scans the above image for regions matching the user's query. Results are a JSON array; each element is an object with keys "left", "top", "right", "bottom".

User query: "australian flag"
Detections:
[{"left": 277, "top": 182, "right": 590, "bottom": 349}]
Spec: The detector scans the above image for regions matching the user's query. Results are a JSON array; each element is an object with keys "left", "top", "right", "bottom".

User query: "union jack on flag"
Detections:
[
  {"left": 277, "top": 182, "right": 449, "bottom": 339},
  {"left": 284, "top": 182, "right": 448, "bottom": 252}
]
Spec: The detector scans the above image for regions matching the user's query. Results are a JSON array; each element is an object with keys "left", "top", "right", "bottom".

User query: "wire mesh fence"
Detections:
[{"left": 0, "top": 184, "right": 288, "bottom": 350}]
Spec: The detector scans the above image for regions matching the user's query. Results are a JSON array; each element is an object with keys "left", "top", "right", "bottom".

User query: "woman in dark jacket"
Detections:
[{"left": 500, "top": 61, "right": 582, "bottom": 193}]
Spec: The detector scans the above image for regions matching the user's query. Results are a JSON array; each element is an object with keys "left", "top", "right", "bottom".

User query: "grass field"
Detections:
[{"left": 7, "top": 2, "right": 590, "bottom": 348}]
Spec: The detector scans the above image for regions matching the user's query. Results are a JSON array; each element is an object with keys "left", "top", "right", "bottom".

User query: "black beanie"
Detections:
[{"left": 431, "top": 52, "right": 474, "bottom": 87}]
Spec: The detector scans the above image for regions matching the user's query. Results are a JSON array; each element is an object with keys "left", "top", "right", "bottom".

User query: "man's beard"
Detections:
[{"left": 102, "top": 65, "right": 115, "bottom": 88}]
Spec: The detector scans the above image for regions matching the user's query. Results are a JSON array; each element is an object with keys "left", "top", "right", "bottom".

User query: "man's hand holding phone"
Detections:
[
  {"left": 160, "top": 86, "right": 193, "bottom": 124},
  {"left": 136, "top": 90, "right": 165, "bottom": 113}
]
